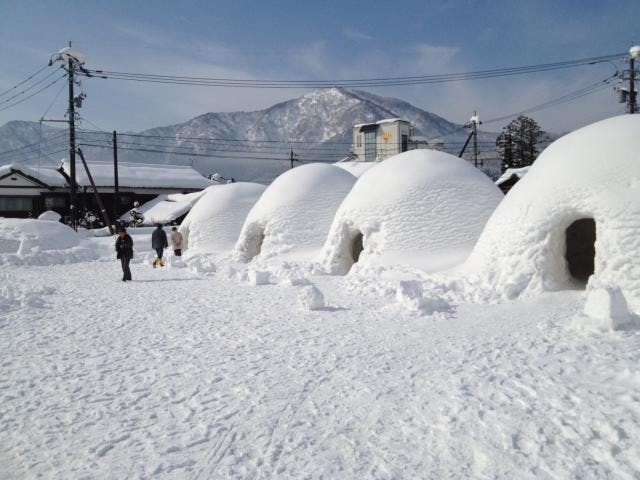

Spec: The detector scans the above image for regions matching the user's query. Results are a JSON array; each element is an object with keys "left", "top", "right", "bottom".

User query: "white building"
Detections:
[{"left": 351, "top": 119, "right": 413, "bottom": 162}]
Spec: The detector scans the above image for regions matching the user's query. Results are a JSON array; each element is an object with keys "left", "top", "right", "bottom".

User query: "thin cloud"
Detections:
[{"left": 343, "top": 27, "right": 372, "bottom": 41}]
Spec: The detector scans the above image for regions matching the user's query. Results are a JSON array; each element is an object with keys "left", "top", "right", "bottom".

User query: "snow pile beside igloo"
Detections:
[
  {"left": 179, "top": 182, "right": 266, "bottom": 256},
  {"left": 0, "top": 218, "right": 80, "bottom": 255},
  {"left": 320, "top": 149, "right": 504, "bottom": 274},
  {"left": 233, "top": 163, "right": 356, "bottom": 262},
  {"left": 463, "top": 115, "right": 640, "bottom": 311}
]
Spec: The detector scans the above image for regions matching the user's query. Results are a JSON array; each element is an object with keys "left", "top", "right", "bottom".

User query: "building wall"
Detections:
[{"left": 351, "top": 120, "right": 412, "bottom": 162}]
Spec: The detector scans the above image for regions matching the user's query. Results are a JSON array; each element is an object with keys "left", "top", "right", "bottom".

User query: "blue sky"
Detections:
[{"left": 0, "top": 0, "right": 638, "bottom": 132}]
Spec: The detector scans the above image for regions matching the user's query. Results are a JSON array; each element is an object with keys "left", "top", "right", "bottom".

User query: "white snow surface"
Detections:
[
  {"left": 321, "top": 149, "right": 504, "bottom": 274},
  {"left": 63, "top": 160, "right": 214, "bottom": 189},
  {"left": 233, "top": 163, "right": 356, "bottom": 262},
  {"left": 179, "top": 182, "right": 266, "bottom": 256},
  {"left": 2, "top": 251, "right": 640, "bottom": 479},
  {"left": 496, "top": 165, "right": 531, "bottom": 186},
  {"left": 37, "top": 210, "right": 61, "bottom": 222},
  {"left": 334, "top": 160, "right": 379, "bottom": 177},
  {"left": 464, "top": 115, "right": 640, "bottom": 311},
  {"left": 120, "top": 191, "right": 207, "bottom": 226}
]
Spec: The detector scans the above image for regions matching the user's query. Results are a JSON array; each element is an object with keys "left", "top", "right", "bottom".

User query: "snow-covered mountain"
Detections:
[{"left": 0, "top": 88, "right": 496, "bottom": 183}]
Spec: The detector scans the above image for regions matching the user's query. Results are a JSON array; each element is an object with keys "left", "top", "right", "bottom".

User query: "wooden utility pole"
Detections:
[
  {"left": 67, "top": 52, "right": 77, "bottom": 229},
  {"left": 113, "top": 130, "right": 119, "bottom": 221}
]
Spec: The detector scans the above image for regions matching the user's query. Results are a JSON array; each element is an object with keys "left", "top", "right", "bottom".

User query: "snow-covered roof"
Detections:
[
  {"left": 321, "top": 149, "right": 504, "bottom": 274},
  {"left": 233, "top": 163, "right": 356, "bottom": 262},
  {"left": 119, "top": 190, "right": 207, "bottom": 226},
  {"left": 179, "top": 182, "right": 266, "bottom": 255},
  {"left": 464, "top": 114, "right": 640, "bottom": 310},
  {"left": 0, "top": 163, "right": 67, "bottom": 188},
  {"left": 62, "top": 160, "right": 213, "bottom": 189},
  {"left": 353, "top": 118, "right": 408, "bottom": 129},
  {"left": 495, "top": 166, "right": 530, "bottom": 185}
]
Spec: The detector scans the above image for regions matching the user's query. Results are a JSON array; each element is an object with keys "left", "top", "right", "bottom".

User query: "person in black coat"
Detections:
[
  {"left": 115, "top": 227, "right": 134, "bottom": 281},
  {"left": 151, "top": 223, "right": 168, "bottom": 267}
]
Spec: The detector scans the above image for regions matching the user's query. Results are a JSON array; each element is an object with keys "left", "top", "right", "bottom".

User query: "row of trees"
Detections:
[{"left": 496, "top": 115, "right": 546, "bottom": 172}]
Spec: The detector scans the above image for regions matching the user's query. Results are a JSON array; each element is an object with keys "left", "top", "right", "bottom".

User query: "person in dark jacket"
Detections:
[
  {"left": 115, "top": 227, "right": 134, "bottom": 281},
  {"left": 151, "top": 223, "right": 168, "bottom": 267}
]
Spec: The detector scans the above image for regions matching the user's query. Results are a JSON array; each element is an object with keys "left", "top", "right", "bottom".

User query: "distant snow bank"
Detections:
[
  {"left": 0, "top": 218, "right": 104, "bottom": 265},
  {"left": 120, "top": 191, "right": 206, "bottom": 226}
]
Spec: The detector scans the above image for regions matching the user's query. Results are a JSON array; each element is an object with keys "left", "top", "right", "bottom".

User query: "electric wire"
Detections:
[
  {"left": 0, "top": 74, "right": 67, "bottom": 113},
  {"left": 0, "top": 64, "right": 51, "bottom": 98},
  {"left": 81, "top": 53, "right": 626, "bottom": 89}
]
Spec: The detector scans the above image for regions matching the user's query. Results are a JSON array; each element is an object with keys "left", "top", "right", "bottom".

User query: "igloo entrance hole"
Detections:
[
  {"left": 351, "top": 231, "right": 364, "bottom": 264},
  {"left": 565, "top": 218, "right": 595, "bottom": 285}
]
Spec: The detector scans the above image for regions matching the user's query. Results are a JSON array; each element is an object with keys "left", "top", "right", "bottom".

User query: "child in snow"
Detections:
[
  {"left": 115, "top": 227, "right": 133, "bottom": 281},
  {"left": 170, "top": 226, "right": 183, "bottom": 257},
  {"left": 151, "top": 223, "right": 168, "bottom": 267}
]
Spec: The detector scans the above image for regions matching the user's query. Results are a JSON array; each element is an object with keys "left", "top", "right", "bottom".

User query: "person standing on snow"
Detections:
[
  {"left": 170, "top": 226, "right": 183, "bottom": 257},
  {"left": 115, "top": 227, "right": 134, "bottom": 281},
  {"left": 151, "top": 223, "right": 168, "bottom": 267}
]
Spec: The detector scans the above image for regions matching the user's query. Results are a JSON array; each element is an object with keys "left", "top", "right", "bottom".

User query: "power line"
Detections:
[
  {"left": 0, "top": 74, "right": 67, "bottom": 113},
  {"left": 0, "top": 64, "right": 51, "bottom": 98},
  {"left": 0, "top": 67, "right": 61, "bottom": 105},
  {"left": 82, "top": 53, "right": 625, "bottom": 89}
]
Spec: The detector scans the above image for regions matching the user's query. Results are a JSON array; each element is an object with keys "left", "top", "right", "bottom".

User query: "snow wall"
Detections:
[
  {"left": 179, "top": 182, "right": 266, "bottom": 256},
  {"left": 233, "top": 163, "right": 356, "bottom": 262},
  {"left": 463, "top": 115, "right": 640, "bottom": 310},
  {"left": 320, "top": 149, "right": 504, "bottom": 274}
]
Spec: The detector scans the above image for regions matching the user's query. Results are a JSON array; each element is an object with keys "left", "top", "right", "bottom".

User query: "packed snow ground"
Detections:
[{"left": 1, "top": 232, "right": 640, "bottom": 479}]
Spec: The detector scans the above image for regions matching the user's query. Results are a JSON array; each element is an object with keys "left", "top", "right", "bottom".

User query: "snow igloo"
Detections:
[
  {"left": 320, "top": 149, "right": 504, "bottom": 274},
  {"left": 179, "top": 182, "right": 266, "bottom": 256},
  {"left": 464, "top": 115, "right": 640, "bottom": 310},
  {"left": 233, "top": 163, "right": 356, "bottom": 262}
]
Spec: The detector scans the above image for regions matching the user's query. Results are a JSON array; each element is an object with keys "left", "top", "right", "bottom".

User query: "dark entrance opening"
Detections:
[
  {"left": 565, "top": 218, "right": 595, "bottom": 285},
  {"left": 351, "top": 232, "right": 364, "bottom": 264}
]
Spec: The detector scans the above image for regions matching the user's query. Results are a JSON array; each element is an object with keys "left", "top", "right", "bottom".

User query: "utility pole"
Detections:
[
  {"left": 617, "top": 45, "right": 640, "bottom": 114},
  {"left": 460, "top": 111, "right": 482, "bottom": 167},
  {"left": 113, "top": 130, "right": 119, "bottom": 222},
  {"left": 67, "top": 46, "right": 77, "bottom": 230},
  {"left": 628, "top": 45, "right": 639, "bottom": 114},
  {"left": 289, "top": 147, "right": 298, "bottom": 169}
]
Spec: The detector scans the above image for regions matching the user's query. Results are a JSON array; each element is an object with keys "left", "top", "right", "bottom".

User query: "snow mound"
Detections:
[
  {"left": 0, "top": 218, "right": 96, "bottom": 266},
  {"left": 395, "top": 280, "right": 451, "bottom": 315},
  {"left": 179, "top": 183, "right": 266, "bottom": 256},
  {"left": 321, "top": 149, "right": 504, "bottom": 274},
  {"left": 247, "top": 269, "right": 270, "bottom": 286},
  {"left": 0, "top": 218, "right": 80, "bottom": 254},
  {"left": 119, "top": 190, "right": 206, "bottom": 226},
  {"left": 463, "top": 115, "right": 640, "bottom": 311},
  {"left": 298, "top": 285, "right": 325, "bottom": 310},
  {"left": 233, "top": 164, "right": 356, "bottom": 262},
  {"left": 37, "top": 210, "right": 62, "bottom": 222},
  {"left": 335, "top": 161, "right": 379, "bottom": 178},
  {"left": 573, "top": 284, "right": 638, "bottom": 332}
]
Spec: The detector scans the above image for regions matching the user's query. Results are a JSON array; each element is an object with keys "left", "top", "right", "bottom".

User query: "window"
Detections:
[
  {"left": 0, "top": 197, "right": 33, "bottom": 211},
  {"left": 356, "top": 134, "right": 362, "bottom": 147},
  {"left": 364, "top": 131, "right": 376, "bottom": 161},
  {"left": 45, "top": 196, "right": 66, "bottom": 209}
]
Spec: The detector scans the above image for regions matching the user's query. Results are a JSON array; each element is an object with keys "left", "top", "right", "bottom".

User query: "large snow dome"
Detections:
[
  {"left": 179, "top": 182, "right": 266, "bottom": 256},
  {"left": 233, "top": 163, "right": 356, "bottom": 262},
  {"left": 464, "top": 115, "right": 640, "bottom": 310},
  {"left": 321, "top": 149, "right": 504, "bottom": 274}
]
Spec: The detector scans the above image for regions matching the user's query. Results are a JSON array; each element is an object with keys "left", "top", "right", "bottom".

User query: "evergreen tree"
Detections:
[{"left": 496, "top": 115, "right": 545, "bottom": 172}]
